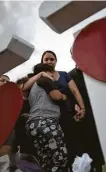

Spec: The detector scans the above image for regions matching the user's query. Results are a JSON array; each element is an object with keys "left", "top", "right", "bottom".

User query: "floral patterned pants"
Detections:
[{"left": 25, "top": 117, "right": 68, "bottom": 172}]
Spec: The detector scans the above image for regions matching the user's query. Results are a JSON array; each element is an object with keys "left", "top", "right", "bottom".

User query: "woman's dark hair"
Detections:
[
  {"left": 41, "top": 50, "right": 57, "bottom": 63},
  {"left": 33, "top": 63, "right": 54, "bottom": 75}
]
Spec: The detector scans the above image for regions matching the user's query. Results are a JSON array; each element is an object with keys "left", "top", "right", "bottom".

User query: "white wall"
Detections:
[
  {"left": 72, "top": 6, "right": 106, "bottom": 162},
  {"left": 83, "top": 73, "right": 106, "bottom": 161}
]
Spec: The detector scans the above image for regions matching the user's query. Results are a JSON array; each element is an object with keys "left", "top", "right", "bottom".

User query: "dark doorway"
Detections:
[{"left": 68, "top": 67, "right": 104, "bottom": 171}]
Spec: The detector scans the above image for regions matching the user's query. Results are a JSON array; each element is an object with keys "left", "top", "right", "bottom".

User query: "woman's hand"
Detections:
[
  {"left": 42, "top": 72, "right": 54, "bottom": 81},
  {"left": 68, "top": 80, "right": 85, "bottom": 116},
  {"left": 74, "top": 104, "right": 85, "bottom": 122}
]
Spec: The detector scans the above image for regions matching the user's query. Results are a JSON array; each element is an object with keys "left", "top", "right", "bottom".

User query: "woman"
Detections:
[
  {"left": 41, "top": 50, "right": 85, "bottom": 119},
  {"left": 20, "top": 63, "right": 69, "bottom": 172},
  {"left": 41, "top": 50, "right": 86, "bottom": 169}
]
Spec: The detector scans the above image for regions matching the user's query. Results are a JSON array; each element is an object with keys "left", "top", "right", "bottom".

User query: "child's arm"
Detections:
[{"left": 22, "top": 72, "right": 53, "bottom": 91}]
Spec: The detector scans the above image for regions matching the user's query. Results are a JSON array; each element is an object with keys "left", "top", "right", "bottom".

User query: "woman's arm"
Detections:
[
  {"left": 68, "top": 80, "right": 85, "bottom": 109},
  {"left": 22, "top": 72, "right": 53, "bottom": 91},
  {"left": 68, "top": 80, "right": 85, "bottom": 118}
]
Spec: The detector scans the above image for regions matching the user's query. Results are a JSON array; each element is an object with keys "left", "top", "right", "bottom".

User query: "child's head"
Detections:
[{"left": 33, "top": 63, "right": 54, "bottom": 77}]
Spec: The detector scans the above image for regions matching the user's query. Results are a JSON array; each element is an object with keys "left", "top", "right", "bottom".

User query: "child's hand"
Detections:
[{"left": 42, "top": 72, "right": 54, "bottom": 81}]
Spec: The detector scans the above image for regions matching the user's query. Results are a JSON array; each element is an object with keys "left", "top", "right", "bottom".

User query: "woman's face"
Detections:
[{"left": 42, "top": 52, "right": 57, "bottom": 68}]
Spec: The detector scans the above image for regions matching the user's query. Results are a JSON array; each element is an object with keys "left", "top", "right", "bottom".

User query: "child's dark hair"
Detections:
[
  {"left": 41, "top": 50, "right": 57, "bottom": 63},
  {"left": 17, "top": 64, "right": 54, "bottom": 84},
  {"left": 33, "top": 63, "right": 54, "bottom": 75}
]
